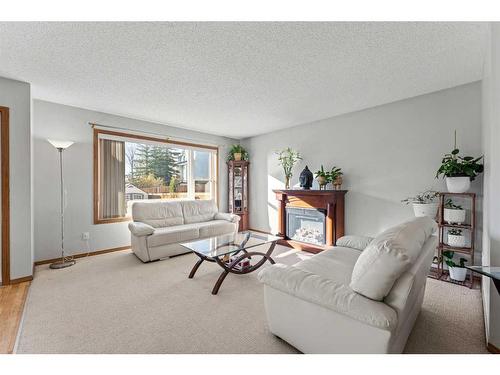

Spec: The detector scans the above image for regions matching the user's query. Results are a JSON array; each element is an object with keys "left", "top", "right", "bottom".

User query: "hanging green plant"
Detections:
[{"left": 436, "top": 131, "right": 483, "bottom": 181}]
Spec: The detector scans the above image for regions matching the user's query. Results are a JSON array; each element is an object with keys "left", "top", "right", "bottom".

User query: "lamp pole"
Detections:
[{"left": 48, "top": 140, "right": 75, "bottom": 269}]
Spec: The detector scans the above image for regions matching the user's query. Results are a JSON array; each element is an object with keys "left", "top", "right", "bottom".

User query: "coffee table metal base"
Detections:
[{"left": 189, "top": 242, "right": 276, "bottom": 295}]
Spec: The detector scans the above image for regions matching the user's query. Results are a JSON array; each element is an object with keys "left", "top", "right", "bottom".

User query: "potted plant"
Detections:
[
  {"left": 447, "top": 228, "right": 466, "bottom": 248},
  {"left": 443, "top": 199, "right": 466, "bottom": 225},
  {"left": 315, "top": 165, "right": 329, "bottom": 190},
  {"left": 330, "top": 166, "right": 343, "bottom": 190},
  {"left": 228, "top": 144, "right": 249, "bottom": 161},
  {"left": 276, "top": 147, "right": 302, "bottom": 189},
  {"left": 443, "top": 250, "right": 468, "bottom": 282},
  {"left": 401, "top": 190, "right": 439, "bottom": 218},
  {"left": 436, "top": 132, "right": 484, "bottom": 193}
]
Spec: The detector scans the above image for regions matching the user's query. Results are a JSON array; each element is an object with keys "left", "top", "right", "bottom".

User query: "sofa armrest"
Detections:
[
  {"left": 128, "top": 222, "right": 155, "bottom": 237},
  {"left": 258, "top": 264, "right": 397, "bottom": 330},
  {"left": 214, "top": 212, "right": 241, "bottom": 223}
]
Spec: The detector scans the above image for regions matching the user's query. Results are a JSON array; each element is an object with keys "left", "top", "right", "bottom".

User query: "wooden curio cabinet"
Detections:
[{"left": 228, "top": 160, "right": 249, "bottom": 231}]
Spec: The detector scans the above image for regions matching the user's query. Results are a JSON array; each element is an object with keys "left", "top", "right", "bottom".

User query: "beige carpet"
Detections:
[
  {"left": 16, "top": 246, "right": 488, "bottom": 354},
  {"left": 405, "top": 277, "right": 488, "bottom": 354}
]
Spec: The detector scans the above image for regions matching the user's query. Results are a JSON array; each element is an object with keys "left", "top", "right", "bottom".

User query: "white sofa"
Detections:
[
  {"left": 258, "top": 217, "right": 437, "bottom": 354},
  {"left": 128, "top": 199, "right": 240, "bottom": 262}
]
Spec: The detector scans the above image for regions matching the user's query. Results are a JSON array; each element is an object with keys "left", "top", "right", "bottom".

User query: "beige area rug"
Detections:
[{"left": 17, "top": 246, "right": 488, "bottom": 354}]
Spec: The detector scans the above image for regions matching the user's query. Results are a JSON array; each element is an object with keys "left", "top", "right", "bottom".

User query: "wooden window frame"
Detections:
[{"left": 93, "top": 128, "right": 219, "bottom": 224}]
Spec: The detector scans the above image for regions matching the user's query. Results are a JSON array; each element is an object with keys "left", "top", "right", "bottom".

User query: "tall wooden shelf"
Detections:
[
  {"left": 227, "top": 160, "right": 249, "bottom": 231},
  {"left": 434, "top": 192, "right": 476, "bottom": 288}
]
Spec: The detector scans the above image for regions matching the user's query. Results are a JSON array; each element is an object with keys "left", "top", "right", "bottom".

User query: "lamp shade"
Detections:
[{"left": 47, "top": 139, "right": 74, "bottom": 149}]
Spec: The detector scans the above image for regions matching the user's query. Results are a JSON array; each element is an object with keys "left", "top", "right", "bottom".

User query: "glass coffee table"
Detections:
[
  {"left": 181, "top": 231, "right": 281, "bottom": 295},
  {"left": 466, "top": 266, "right": 500, "bottom": 294}
]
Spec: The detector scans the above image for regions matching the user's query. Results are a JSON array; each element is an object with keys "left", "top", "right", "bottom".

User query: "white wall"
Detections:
[
  {"left": 33, "top": 100, "right": 237, "bottom": 262},
  {"left": 0, "top": 76, "right": 33, "bottom": 280},
  {"left": 242, "top": 82, "right": 482, "bottom": 242},
  {"left": 480, "top": 22, "right": 500, "bottom": 349}
]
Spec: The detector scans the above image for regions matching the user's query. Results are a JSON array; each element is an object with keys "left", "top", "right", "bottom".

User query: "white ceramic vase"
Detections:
[
  {"left": 445, "top": 177, "right": 471, "bottom": 193},
  {"left": 412, "top": 202, "right": 439, "bottom": 218},
  {"left": 449, "top": 266, "right": 467, "bottom": 282},
  {"left": 444, "top": 208, "right": 466, "bottom": 225},
  {"left": 447, "top": 234, "right": 465, "bottom": 248}
]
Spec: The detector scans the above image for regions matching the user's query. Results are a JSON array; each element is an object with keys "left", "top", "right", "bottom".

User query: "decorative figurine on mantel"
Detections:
[{"left": 299, "top": 166, "right": 313, "bottom": 190}]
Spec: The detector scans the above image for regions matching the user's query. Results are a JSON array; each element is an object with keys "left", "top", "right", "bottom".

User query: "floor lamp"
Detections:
[{"left": 47, "top": 139, "right": 75, "bottom": 269}]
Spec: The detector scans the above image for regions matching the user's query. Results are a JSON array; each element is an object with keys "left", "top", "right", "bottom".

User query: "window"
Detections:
[{"left": 94, "top": 129, "right": 218, "bottom": 224}]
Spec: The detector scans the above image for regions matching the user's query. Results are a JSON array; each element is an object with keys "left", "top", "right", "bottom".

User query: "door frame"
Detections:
[{"left": 0, "top": 106, "right": 10, "bottom": 286}]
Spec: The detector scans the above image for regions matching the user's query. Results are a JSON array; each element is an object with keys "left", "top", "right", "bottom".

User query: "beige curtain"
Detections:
[{"left": 99, "top": 139, "right": 126, "bottom": 218}]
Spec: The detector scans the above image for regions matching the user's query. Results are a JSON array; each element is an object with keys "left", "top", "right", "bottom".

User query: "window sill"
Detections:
[{"left": 94, "top": 217, "right": 132, "bottom": 225}]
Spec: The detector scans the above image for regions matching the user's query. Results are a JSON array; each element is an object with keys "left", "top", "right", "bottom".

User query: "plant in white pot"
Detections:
[
  {"left": 401, "top": 190, "right": 439, "bottom": 218},
  {"left": 435, "top": 132, "right": 484, "bottom": 193},
  {"left": 447, "top": 228, "right": 466, "bottom": 248},
  {"left": 443, "top": 250, "right": 468, "bottom": 282},
  {"left": 443, "top": 199, "right": 466, "bottom": 225}
]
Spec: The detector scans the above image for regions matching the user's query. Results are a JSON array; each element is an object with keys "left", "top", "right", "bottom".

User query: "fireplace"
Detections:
[
  {"left": 286, "top": 207, "right": 326, "bottom": 245},
  {"left": 273, "top": 189, "right": 347, "bottom": 253}
]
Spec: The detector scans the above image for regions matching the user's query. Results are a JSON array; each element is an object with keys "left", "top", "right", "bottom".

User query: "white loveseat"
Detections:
[
  {"left": 258, "top": 217, "right": 437, "bottom": 354},
  {"left": 128, "top": 200, "right": 240, "bottom": 262}
]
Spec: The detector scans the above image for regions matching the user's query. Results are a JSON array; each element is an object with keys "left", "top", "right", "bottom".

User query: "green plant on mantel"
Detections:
[
  {"left": 315, "top": 166, "right": 344, "bottom": 182},
  {"left": 315, "top": 165, "right": 329, "bottom": 180},
  {"left": 315, "top": 165, "right": 344, "bottom": 189},
  {"left": 275, "top": 147, "right": 302, "bottom": 189},
  {"left": 329, "top": 166, "right": 343, "bottom": 181},
  {"left": 315, "top": 165, "right": 330, "bottom": 189}
]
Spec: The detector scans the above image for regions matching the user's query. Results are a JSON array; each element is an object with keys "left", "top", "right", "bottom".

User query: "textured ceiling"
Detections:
[{"left": 0, "top": 22, "right": 488, "bottom": 138}]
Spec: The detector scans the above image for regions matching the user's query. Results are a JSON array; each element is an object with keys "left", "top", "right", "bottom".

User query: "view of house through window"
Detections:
[{"left": 95, "top": 130, "right": 218, "bottom": 222}]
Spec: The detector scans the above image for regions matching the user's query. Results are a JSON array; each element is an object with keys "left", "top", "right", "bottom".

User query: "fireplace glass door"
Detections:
[{"left": 286, "top": 207, "right": 326, "bottom": 245}]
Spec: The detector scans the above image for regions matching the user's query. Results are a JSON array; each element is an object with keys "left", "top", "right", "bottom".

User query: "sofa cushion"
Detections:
[
  {"left": 132, "top": 201, "right": 184, "bottom": 228},
  {"left": 148, "top": 224, "right": 199, "bottom": 248},
  {"left": 198, "top": 220, "right": 237, "bottom": 238},
  {"left": 336, "top": 235, "right": 374, "bottom": 251},
  {"left": 295, "top": 247, "right": 361, "bottom": 285},
  {"left": 182, "top": 200, "right": 217, "bottom": 224},
  {"left": 384, "top": 235, "right": 437, "bottom": 316},
  {"left": 350, "top": 217, "right": 437, "bottom": 301}
]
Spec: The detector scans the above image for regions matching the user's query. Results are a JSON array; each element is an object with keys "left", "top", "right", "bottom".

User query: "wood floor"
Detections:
[{"left": 0, "top": 281, "right": 30, "bottom": 353}]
